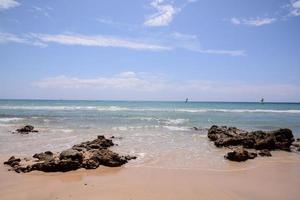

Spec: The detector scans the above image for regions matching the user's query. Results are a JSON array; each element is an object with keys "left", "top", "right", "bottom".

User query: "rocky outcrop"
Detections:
[
  {"left": 225, "top": 147, "right": 257, "bottom": 162},
  {"left": 208, "top": 125, "right": 295, "bottom": 162},
  {"left": 208, "top": 125, "right": 294, "bottom": 151},
  {"left": 15, "top": 125, "right": 38, "bottom": 134},
  {"left": 4, "top": 135, "right": 136, "bottom": 173}
]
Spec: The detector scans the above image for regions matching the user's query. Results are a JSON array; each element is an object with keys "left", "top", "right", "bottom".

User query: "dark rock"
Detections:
[
  {"left": 208, "top": 125, "right": 294, "bottom": 151},
  {"left": 5, "top": 135, "right": 135, "bottom": 173},
  {"left": 193, "top": 127, "right": 200, "bottom": 131},
  {"left": 110, "top": 136, "right": 122, "bottom": 140},
  {"left": 14, "top": 165, "right": 32, "bottom": 173},
  {"left": 82, "top": 158, "right": 100, "bottom": 169},
  {"left": 33, "top": 151, "right": 54, "bottom": 161},
  {"left": 30, "top": 159, "right": 81, "bottom": 172},
  {"left": 4, "top": 156, "right": 21, "bottom": 167},
  {"left": 259, "top": 149, "right": 272, "bottom": 157},
  {"left": 124, "top": 155, "right": 137, "bottom": 160},
  {"left": 72, "top": 135, "right": 114, "bottom": 151},
  {"left": 225, "top": 148, "right": 257, "bottom": 162},
  {"left": 15, "top": 125, "right": 38, "bottom": 134},
  {"left": 248, "top": 152, "right": 258, "bottom": 159},
  {"left": 254, "top": 137, "right": 276, "bottom": 150},
  {"left": 90, "top": 149, "right": 128, "bottom": 167},
  {"left": 59, "top": 149, "right": 83, "bottom": 162}
]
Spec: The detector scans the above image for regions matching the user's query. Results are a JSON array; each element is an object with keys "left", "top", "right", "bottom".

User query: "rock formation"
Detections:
[
  {"left": 207, "top": 125, "right": 295, "bottom": 162},
  {"left": 4, "top": 135, "right": 136, "bottom": 173}
]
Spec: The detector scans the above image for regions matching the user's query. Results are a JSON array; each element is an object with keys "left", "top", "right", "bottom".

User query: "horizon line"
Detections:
[{"left": 0, "top": 98, "right": 299, "bottom": 104}]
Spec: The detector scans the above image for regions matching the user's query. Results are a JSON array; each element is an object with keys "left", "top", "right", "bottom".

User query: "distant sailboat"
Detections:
[
  {"left": 185, "top": 98, "right": 189, "bottom": 103},
  {"left": 260, "top": 98, "right": 264, "bottom": 104}
]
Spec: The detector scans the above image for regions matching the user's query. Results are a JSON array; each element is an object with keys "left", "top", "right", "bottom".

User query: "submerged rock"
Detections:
[
  {"left": 4, "top": 135, "right": 135, "bottom": 173},
  {"left": 15, "top": 125, "right": 38, "bottom": 134}
]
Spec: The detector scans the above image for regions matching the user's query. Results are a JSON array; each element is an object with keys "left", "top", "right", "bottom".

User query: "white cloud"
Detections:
[
  {"left": 195, "top": 49, "right": 245, "bottom": 56},
  {"left": 0, "top": 31, "right": 244, "bottom": 56},
  {"left": 32, "top": 33, "right": 171, "bottom": 51},
  {"left": 170, "top": 32, "right": 245, "bottom": 56},
  {"left": 230, "top": 17, "right": 276, "bottom": 26},
  {"left": 95, "top": 18, "right": 138, "bottom": 31},
  {"left": 31, "top": 5, "right": 51, "bottom": 18},
  {"left": 35, "top": 72, "right": 168, "bottom": 92},
  {"left": 0, "top": 32, "right": 171, "bottom": 51},
  {"left": 0, "top": 32, "right": 27, "bottom": 43},
  {"left": 0, "top": 0, "right": 20, "bottom": 10},
  {"left": 0, "top": 32, "right": 46, "bottom": 47},
  {"left": 34, "top": 72, "right": 300, "bottom": 101},
  {"left": 290, "top": 0, "right": 300, "bottom": 16},
  {"left": 144, "top": 0, "right": 180, "bottom": 27}
]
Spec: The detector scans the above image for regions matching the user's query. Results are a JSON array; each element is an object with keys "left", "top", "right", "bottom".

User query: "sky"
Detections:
[{"left": 0, "top": 0, "right": 300, "bottom": 102}]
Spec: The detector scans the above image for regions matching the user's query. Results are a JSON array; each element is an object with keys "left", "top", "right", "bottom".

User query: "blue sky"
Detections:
[{"left": 0, "top": 0, "right": 300, "bottom": 101}]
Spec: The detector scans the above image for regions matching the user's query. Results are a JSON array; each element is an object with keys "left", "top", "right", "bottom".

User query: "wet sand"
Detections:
[{"left": 1, "top": 154, "right": 300, "bottom": 200}]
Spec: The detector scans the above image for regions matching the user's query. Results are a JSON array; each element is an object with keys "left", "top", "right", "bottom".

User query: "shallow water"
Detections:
[{"left": 0, "top": 100, "right": 300, "bottom": 169}]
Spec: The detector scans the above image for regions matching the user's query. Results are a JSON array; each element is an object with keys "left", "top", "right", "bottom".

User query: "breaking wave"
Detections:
[
  {"left": 0, "top": 106, "right": 300, "bottom": 114},
  {"left": 0, "top": 117, "right": 23, "bottom": 122}
]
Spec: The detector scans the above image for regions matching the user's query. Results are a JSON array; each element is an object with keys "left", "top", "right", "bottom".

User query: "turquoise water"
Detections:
[
  {"left": 1, "top": 100, "right": 300, "bottom": 169},
  {"left": 1, "top": 100, "right": 300, "bottom": 132}
]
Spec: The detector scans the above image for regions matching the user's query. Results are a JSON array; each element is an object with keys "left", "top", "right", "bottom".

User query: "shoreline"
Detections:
[{"left": 1, "top": 156, "right": 300, "bottom": 200}]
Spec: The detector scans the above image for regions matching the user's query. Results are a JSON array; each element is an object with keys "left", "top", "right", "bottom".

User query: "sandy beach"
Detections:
[
  {"left": 1, "top": 0, "right": 300, "bottom": 198},
  {"left": 1, "top": 152, "right": 300, "bottom": 200}
]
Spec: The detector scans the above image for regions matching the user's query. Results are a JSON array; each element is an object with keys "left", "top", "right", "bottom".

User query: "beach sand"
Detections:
[{"left": 1, "top": 153, "right": 300, "bottom": 200}]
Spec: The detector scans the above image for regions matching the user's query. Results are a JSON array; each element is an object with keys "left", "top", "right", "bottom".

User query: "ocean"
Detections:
[{"left": 1, "top": 99, "right": 300, "bottom": 169}]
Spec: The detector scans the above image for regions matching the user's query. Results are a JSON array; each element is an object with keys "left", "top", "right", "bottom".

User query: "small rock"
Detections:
[
  {"left": 259, "top": 149, "right": 272, "bottom": 157},
  {"left": 4, "top": 156, "right": 21, "bottom": 167},
  {"left": 125, "top": 155, "right": 137, "bottom": 160},
  {"left": 225, "top": 147, "right": 257, "bottom": 162},
  {"left": 33, "top": 151, "right": 54, "bottom": 161},
  {"left": 193, "top": 127, "right": 200, "bottom": 131},
  {"left": 15, "top": 125, "right": 38, "bottom": 134}
]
